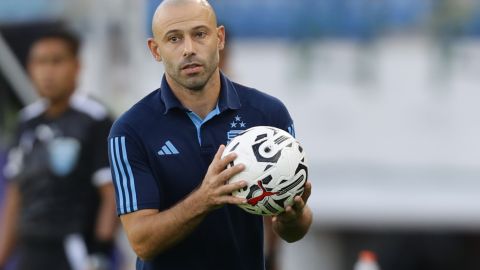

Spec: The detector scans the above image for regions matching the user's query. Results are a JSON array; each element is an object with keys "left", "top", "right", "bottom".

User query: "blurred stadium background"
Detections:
[{"left": 1, "top": 0, "right": 480, "bottom": 269}]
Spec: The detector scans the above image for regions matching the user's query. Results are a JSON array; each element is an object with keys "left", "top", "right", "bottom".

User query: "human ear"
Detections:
[
  {"left": 217, "top": 26, "right": 225, "bottom": 51},
  {"left": 147, "top": 38, "right": 162, "bottom": 62}
]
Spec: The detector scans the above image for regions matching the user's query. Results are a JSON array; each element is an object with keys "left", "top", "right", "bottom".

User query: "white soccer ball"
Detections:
[{"left": 222, "top": 126, "right": 308, "bottom": 216}]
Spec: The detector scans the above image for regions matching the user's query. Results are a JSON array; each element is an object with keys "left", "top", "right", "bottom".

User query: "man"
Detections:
[
  {"left": 0, "top": 30, "right": 117, "bottom": 270},
  {"left": 108, "top": 0, "right": 313, "bottom": 269}
]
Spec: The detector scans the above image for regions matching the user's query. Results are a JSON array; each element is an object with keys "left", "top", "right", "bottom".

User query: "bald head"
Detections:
[
  {"left": 159, "top": 0, "right": 211, "bottom": 8},
  {"left": 152, "top": 0, "right": 217, "bottom": 38},
  {"left": 146, "top": 0, "right": 225, "bottom": 93}
]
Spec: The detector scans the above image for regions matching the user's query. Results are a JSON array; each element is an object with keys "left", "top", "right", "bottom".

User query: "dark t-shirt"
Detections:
[{"left": 4, "top": 94, "right": 113, "bottom": 243}]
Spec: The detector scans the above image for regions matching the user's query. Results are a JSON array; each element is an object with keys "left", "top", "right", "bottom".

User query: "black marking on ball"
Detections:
[
  {"left": 267, "top": 127, "right": 279, "bottom": 136},
  {"left": 244, "top": 207, "right": 257, "bottom": 214},
  {"left": 252, "top": 141, "right": 281, "bottom": 163},
  {"left": 230, "top": 142, "right": 240, "bottom": 152},
  {"left": 278, "top": 175, "right": 305, "bottom": 195},
  {"left": 263, "top": 164, "right": 273, "bottom": 172},
  {"left": 264, "top": 201, "right": 277, "bottom": 213},
  {"left": 264, "top": 146, "right": 271, "bottom": 153},
  {"left": 286, "top": 143, "right": 293, "bottom": 148},
  {"left": 255, "top": 133, "right": 268, "bottom": 142},
  {"left": 279, "top": 179, "right": 288, "bottom": 184},
  {"left": 274, "top": 196, "right": 289, "bottom": 208},
  {"left": 295, "top": 163, "right": 308, "bottom": 181},
  {"left": 229, "top": 161, "right": 234, "bottom": 167},
  {"left": 237, "top": 129, "right": 250, "bottom": 137},
  {"left": 301, "top": 157, "right": 305, "bottom": 162},
  {"left": 274, "top": 135, "right": 289, "bottom": 145},
  {"left": 298, "top": 145, "right": 303, "bottom": 153},
  {"left": 261, "top": 175, "right": 273, "bottom": 185},
  {"left": 246, "top": 184, "right": 260, "bottom": 199}
]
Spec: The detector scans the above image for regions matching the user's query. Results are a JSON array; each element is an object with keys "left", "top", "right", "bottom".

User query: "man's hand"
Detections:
[
  {"left": 195, "top": 145, "right": 248, "bottom": 212},
  {"left": 273, "top": 181, "right": 311, "bottom": 224},
  {"left": 120, "top": 145, "right": 249, "bottom": 259},
  {"left": 272, "top": 181, "right": 313, "bottom": 243}
]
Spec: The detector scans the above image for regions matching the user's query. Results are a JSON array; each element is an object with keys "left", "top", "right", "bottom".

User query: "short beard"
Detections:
[
  {"left": 182, "top": 76, "right": 207, "bottom": 91},
  {"left": 170, "top": 62, "right": 217, "bottom": 92}
]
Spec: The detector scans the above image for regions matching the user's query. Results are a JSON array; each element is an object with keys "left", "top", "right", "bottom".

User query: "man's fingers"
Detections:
[
  {"left": 213, "top": 152, "right": 237, "bottom": 173},
  {"left": 274, "top": 198, "right": 305, "bottom": 224},
  {"left": 218, "top": 163, "right": 244, "bottom": 182},
  {"left": 292, "top": 196, "right": 305, "bottom": 212},
  {"left": 301, "top": 181, "right": 312, "bottom": 203},
  {"left": 277, "top": 205, "right": 296, "bottom": 222},
  {"left": 218, "top": 180, "right": 247, "bottom": 195},
  {"left": 209, "top": 145, "right": 229, "bottom": 173},
  {"left": 220, "top": 195, "right": 247, "bottom": 205},
  {"left": 213, "top": 144, "right": 226, "bottom": 161}
]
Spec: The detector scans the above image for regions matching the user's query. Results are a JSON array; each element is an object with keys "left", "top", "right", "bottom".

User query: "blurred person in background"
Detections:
[
  {"left": 108, "top": 0, "right": 312, "bottom": 269},
  {"left": 0, "top": 29, "right": 117, "bottom": 270}
]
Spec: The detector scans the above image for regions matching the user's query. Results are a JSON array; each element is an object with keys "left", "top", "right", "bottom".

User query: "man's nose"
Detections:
[{"left": 183, "top": 36, "right": 195, "bottom": 57}]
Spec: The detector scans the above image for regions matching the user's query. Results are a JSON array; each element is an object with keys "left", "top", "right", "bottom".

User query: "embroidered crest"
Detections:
[{"left": 227, "top": 115, "right": 247, "bottom": 143}]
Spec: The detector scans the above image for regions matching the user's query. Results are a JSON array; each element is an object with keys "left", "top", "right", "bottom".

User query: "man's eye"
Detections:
[
  {"left": 169, "top": 36, "right": 180, "bottom": 42},
  {"left": 196, "top": 32, "right": 207, "bottom": 38}
]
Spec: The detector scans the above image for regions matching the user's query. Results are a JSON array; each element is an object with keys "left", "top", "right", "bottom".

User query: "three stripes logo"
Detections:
[
  {"left": 109, "top": 136, "right": 138, "bottom": 214},
  {"left": 158, "top": 140, "right": 179, "bottom": 156}
]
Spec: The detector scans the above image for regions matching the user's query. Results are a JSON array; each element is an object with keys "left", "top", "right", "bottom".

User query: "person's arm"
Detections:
[
  {"left": 0, "top": 183, "right": 20, "bottom": 268},
  {"left": 272, "top": 181, "right": 313, "bottom": 243},
  {"left": 120, "top": 145, "right": 247, "bottom": 260},
  {"left": 94, "top": 182, "right": 118, "bottom": 245},
  {"left": 87, "top": 182, "right": 118, "bottom": 270},
  {"left": 89, "top": 117, "right": 119, "bottom": 251}
]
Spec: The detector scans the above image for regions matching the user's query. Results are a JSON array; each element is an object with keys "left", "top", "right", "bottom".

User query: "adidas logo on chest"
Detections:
[{"left": 158, "top": 140, "right": 179, "bottom": 156}]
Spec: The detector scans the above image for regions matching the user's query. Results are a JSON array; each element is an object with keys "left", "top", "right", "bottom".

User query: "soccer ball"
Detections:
[{"left": 222, "top": 126, "right": 308, "bottom": 216}]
